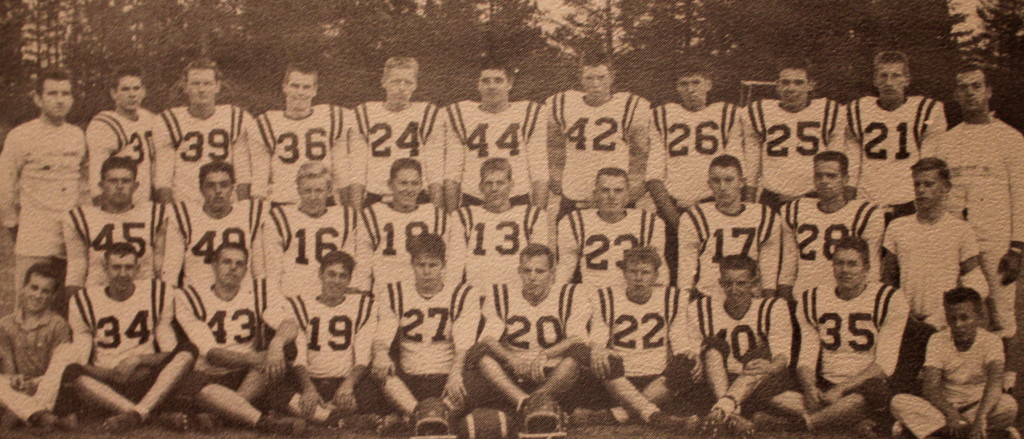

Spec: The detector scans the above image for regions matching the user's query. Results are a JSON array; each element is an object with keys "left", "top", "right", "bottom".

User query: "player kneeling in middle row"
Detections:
[
  {"left": 466, "top": 244, "right": 589, "bottom": 436},
  {"left": 674, "top": 255, "right": 795, "bottom": 436},
  {"left": 574, "top": 247, "right": 692, "bottom": 428}
]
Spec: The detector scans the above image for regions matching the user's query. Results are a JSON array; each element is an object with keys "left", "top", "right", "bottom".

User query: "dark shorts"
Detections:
[
  {"left": 264, "top": 373, "right": 391, "bottom": 415},
  {"left": 396, "top": 369, "right": 448, "bottom": 401},
  {"left": 364, "top": 191, "right": 431, "bottom": 208},
  {"left": 892, "top": 316, "right": 936, "bottom": 394},
  {"left": 462, "top": 193, "right": 530, "bottom": 208},
  {"left": 175, "top": 367, "right": 251, "bottom": 397},
  {"left": 817, "top": 375, "right": 892, "bottom": 411}
]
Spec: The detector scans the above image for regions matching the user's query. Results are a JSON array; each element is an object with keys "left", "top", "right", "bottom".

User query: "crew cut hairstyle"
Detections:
[
  {"left": 520, "top": 243, "right": 555, "bottom": 269},
  {"left": 709, "top": 154, "right": 743, "bottom": 176},
  {"left": 101, "top": 156, "right": 139, "bottom": 181},
  {"left": 320, "top": 250, "right": 356, "bottom": 275},
  {"left": 622, "top": 246, "right": 662, "bottom": 270},
  {"left": 109, "top": 66, "right": 144, "bottom": 90},
  {"left": 813, "top": 151, "right": 849, "bottom": 176},
  {"left": 199, "top": 161, "right": 236, "bottom": 185},
  {"left": 183, "top": 58, "right": 222, "bottom": 81},
  {"left": 873, "top": 50, "right": 910, "bottom": 71},
  {"left": 389, "top": 158, "right": 423, "bottom": 182},
  {"left": 718, "top": 254, "right": 759, "bottom": 277},
  {"left": 383, "top": 57, "right": 419, "bottom": 78},
  {"left": 284, "top": 61, "right": 319, "bottom": 83},
  {"left": 944, "top": 287, "right": 983, "bottom": 312},
  {"left": 480, "top": 157, "right": 512, "bottom": 180},
  {"left": 213, "top": 241, "right": 249, "bottom": 263}
]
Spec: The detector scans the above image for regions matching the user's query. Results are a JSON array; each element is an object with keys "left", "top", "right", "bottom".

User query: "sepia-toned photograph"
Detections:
[{"left": 0, "top": 0, "right": 1022, "bottom": 438}]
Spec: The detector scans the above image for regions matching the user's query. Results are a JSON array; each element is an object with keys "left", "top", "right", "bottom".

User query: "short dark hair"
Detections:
[
  {"left": 104, "top": 242, "right": 139, "bottom": 261},
  {"left": 213, "top": 242, "right": 249, "bottom": 263},
  {"left": 813, "top": 151, "right": 849, "bottom": 176},
  {"left": 519, "top": 244, "right": 555, "bottom": 269},
  {"left": 832, "top": 236, "right": 870, "bottom": 266},
  {"left": 408, "top": 233, "right": 446, "bottom": 262},
  {"left": 199, "top": 161, "right": 236, "bottom": 185},
  {"left": 718, "top": 254, "right": 759, "bottom": 277},
  {"left": 109, "top": 67, "right": 143, "bottom": 90},
  {"left": 480, "top": 157, "right": 512, "bottom": 181},
  {"left": 580, "top": 52, "right": 612, "bottom": 71},
  {"left": 389, "top": 158, "right": 422, "bottom": 182},
  {"left": 35, "top": 69, "right": 71, "bottom": 95},
  {"left": 479, "top": 58, "right": 516, "bottom": 79},
  {"left": 101, "top": 156, "right": 139, "bottom": 181},
  {"left": 911, "top": 157, "right": 951, "bottom": 184},
  {"left": 596, "top": 167, "right": 628, "bottom": 183},
  {"left": 320, "top": 250, "right": 356, "bottom": 275},
  {"left": 709, "top": 154, "right": 743, "bottom": 176},
  {"left": 873, "top": 50, "right": 910, "bottom": 71},
  {"left": 944, "top": 287, "right": 983, "bottom": 312},
  {"left": 622, "top": 247, "right": 662, "bottom": 270},
  {"left": 675, "top": 64, "right": 714, "bottom": 81},
  {"left": 284, "top": 61, "right": 318, "bottom": 84},
  {"left": 955, "top": 63, "right": 991, "bottom": 87},
  {"left": 777, "top": 58, "right": 813, "bottom": 79},
  {"left": 183, "top": 58, "right": 222, "bottom": 81},
  {"left": 22, "top": 262, "right": 61, "bottom": 288}
]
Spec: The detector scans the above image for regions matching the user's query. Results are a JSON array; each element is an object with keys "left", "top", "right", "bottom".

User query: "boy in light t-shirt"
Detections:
[{"left": 890, "top": 288, "right": 1019, "bottom": 439}]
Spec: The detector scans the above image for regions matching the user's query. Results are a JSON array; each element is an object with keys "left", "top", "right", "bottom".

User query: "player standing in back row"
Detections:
[
  {"left": 442, "top": 62, "right": 548, "bottom": 211},
  {"left": 546, "top": 54, "right": 651, "bottom": 219},
  {"left": 743, "top": 60, "right": 844, "bottom": 211},
  {"left": 350, "top": 57, "right": 442, "bottom": 208},
  {"left": 845, "top": 51, "right": 945, "bottom": 221},
  {"left": 153, "top": 59, "right": 261, "bottom": 204},
  {"left": 254, "top": 62, "right": 356, "bottom": 206}
]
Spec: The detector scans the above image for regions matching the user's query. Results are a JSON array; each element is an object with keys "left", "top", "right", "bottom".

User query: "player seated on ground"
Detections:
[
  {"left": 275, "top": 250, "right": 385, "bottom": 428},
  {"left": 466, "top": 244, "right": 588, "bottom": 426},
  {"left": 171, "top": 242, "right": 306, "bottom": 435},
  {"left": 61, "top": 243, "right": 195, "bottom": 432},
  {"left": 572, "top": 247, "right": 692, "bottom": 429},
  {"left": 771, "top": 236, "right": 908, "bottom": 435},
  {"left": 674, "top": 255, "right": 794, "bottom": 435},
  {"left": 372, "top": 233, "right": 480, "bottom": 433},
  {"left": 890, "top": 288, "right": 1020, "bottom": 439},
  {"left": 0, "top": 262, "right": 75, "bottom": 431}
]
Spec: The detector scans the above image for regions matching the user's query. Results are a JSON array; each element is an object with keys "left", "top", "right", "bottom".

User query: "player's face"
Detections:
[
  {"left": 676, "top": 75, "right": 711, "bottom": 105},
  {"left": 200, "top": 171, "right": 235, "bottom": 209},
  {"left": 623, "top": 261, "right": 658, "bottom": 289},
  {"left": 580, "top": 65, "right": 613, "bottom": 96},
  {"left": 389, "top": 168, "right": 423, "bottom": 206},
  {"left": 954, "top": 70, "right": 992, "bottom": 114},
  {"left": 946, "top": 302, "right": 981, "bottom": 344},
  {"left": 110, "top": 76, "right": 146, "bottom": 112},
  {"left": 297, "top": 176, "right": 331, "bottom": 209},
  {"left": 873, "top": 63, "right": 910, "bottom": 99},
  {"left": 34, "top": 79, "right": 73, "bottom": 120},
  {"left": 283, "top": 71, "right": 317, "bottom": 106},
  {"left": 478, "top": 69, "right": 512, "bottom": 103},
  {"left": 832, "top": 248, "right": 868, "bottom": 290},
  {"left": 100, "top": 168, "right": 139, "bottom": 206},
  {"left": 813, "top": 160, "right": 847, "bottom": 200},
  {"left": 776, "top": 68, "right": 813, "bottom": 105},
  {"left": 104, "top": 253, "right": 140, "bottom": 287},
  {"left": 213, "top": 248, "right": 248, "bottom": 288},
  {"left": 412, "top": 255, "right": 445, "bottom": 287},
  {"left": 912, "top": 169, "right": 949, "bottom": 210},
  {"left": 21, "top": 273, "right": 56, "bottom": 314},
  {"left": 594, "top": 174, "right": 628, "bottom": 210},
  {"left": 382, "top": 68, "right": 417, "bottom": 103},
  {"left": 719, "top": 268, "right": 758, "bottom": 301},
  {"left": 480, "top": 170, "right": 512, "bottom": 204},
  {"left": 708, "top": 165, "right": 743, "bottom": 204},
  {"left": 184, "top": 68, "right": 220, "bottom": 106},
  {"left": 519, "top": 255, "right": 554, "bottom": 293},
  {"left": 319, "top": 262, "right": 352, "bottom": 297}
]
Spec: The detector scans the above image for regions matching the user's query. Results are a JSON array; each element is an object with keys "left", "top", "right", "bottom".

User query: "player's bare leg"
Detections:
[
  {"left": 479, "top": 355, "right": 529, "bottom": 407},
  {"left": 605, "top": 377, "right": 659, "bottom": 422},
  {"left": 382, "top": 375, "right": 418, "bottom": 416},
  {"left": 134, "top": 351, "right": 194, "bottom": 419},
  {"left": 195, "top": 384, "right": 262, "bottom": 425},
  {"left": 72, "top": 375, "right": 141, "bottom": 431},
  {"left": 768, "top": 390, "right": 807, "bottom": 416},
  {"left": 532, "top": 357, "right": 579, "bottom": 396},
  {"left": 805, "top": 393, "right": 866, "bottom": 431}
]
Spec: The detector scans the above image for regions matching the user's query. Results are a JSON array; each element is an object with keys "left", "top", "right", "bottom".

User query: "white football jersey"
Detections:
[
  {"left": 746, "top": 98, "right": 844, "bottom": 197},
  {"left": 798, "top": 282, "right": 908, "bottom": 384},
  {"left": 154, "top": 105, "right": 260, "bottom": 204},
  {"left": 444, "top": 100, "right": 547, "bottom": 199},
  {"left": 285, "top": 293, "right": 375, "bottom": 379},
  {"left": 591, "top": 285, "right": 683, "bottom": 377},
  {"left": 351, "top": 102, "right": 442, "bottom": 195},
  {"left": 454, "top": 204, "right": 549, "bottom": 286},
  {"left": 375, "top": 281, "right": 479, "bottom": 375},
  {"left": 69, "top": 279, "right": 170, "bottom": 369},
  {"left": 163, "top": 199, "right": 265, "bottom": 287},
  {"left": 781, "top": 198, "right": 884, "bottom": 291},
  {"left": 63, "top": 202, "right": 164, "bottom": 287},
  {"left": 557, "top": 208, "right": 665, "bottom": 287},
  {"left": 254, "top": 104, "right": 348, "bottom": 204},
  {"left": 85, "top": 109, "right": 157, "bottom": 204},
  {"left": 846, "top": 96, "right": 945, "bottom": 206},
  {"left": 649, "top": 102, "right": 740, "bottom": 206},
  {"left": 267, "top": 204, "right": 359, "bottom": 295},
  {"left": 678, "top": 202, "right": 781, "bottom": 295},
  {"left": 548, "top": 91, "right": 650, "bottom": 200},
  {"left": 175, "top": 278, "right": 287, "bottom": 374},
  {"left": 355, "top": 202, "right": 448, "bottom": 290},
  {"left": 481, "top": 283, "right": 590, "bottom": 359},
  {"left": 684, "top": 295, "right": 792, "bottom": 375}
]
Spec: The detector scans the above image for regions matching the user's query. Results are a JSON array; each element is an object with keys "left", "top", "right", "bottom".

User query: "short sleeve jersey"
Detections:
[{"left": 923, "top": 329, "right": 1004, "bottom": 407}]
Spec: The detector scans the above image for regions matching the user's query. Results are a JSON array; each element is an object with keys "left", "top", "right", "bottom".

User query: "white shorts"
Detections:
[{"left": 15, "top": 207, "right": 65, "bottom": 258}]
